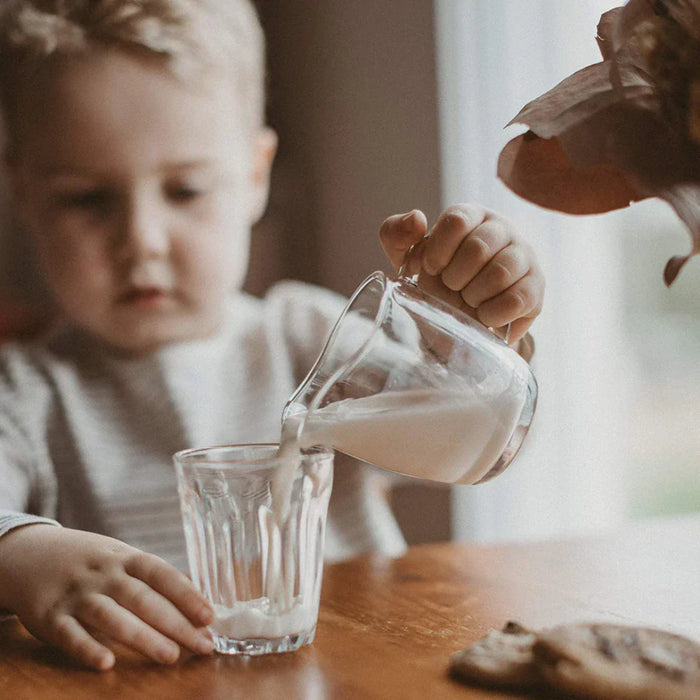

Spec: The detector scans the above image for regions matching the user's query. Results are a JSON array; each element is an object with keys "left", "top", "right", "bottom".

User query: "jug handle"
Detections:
[
  {"left": 396, "top": 235, "right": 426, "bottom": 282},
  {"left": 396, "top": 236, "right": 512, "bottom": 345}
]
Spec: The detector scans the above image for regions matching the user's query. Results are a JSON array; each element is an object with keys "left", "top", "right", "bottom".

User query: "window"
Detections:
[{"left": 436, "top": 0, "right": 700, "bottom": 542}]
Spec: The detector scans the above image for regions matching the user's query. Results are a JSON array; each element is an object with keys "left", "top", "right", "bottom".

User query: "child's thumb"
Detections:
[{"left": 378, "top": 209, "right": 429, "bottom": 273}]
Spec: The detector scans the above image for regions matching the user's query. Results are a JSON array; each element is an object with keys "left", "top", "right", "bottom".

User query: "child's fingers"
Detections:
[
  {"left": 507, "top": 317, "right": 537, "bottom": 345},
  {"left": 459, "top": 243, "right": 532, "bottom": 308},
  {"left": 427, "top": 214, "right": 511, "bottom": 285},
  {"left": 475, "top": 272, "right": 544, "bottom": 333},
  {"left": 379, "top": 209, "right": 429, "bottom": 272},
  {"left": 47, "top": 612, "right": 115, "bottom": 671},
  {"left": 110, "top": 576, "right": 213, "bottom": 656},
  {"left": 124, "top": 553, "right": 213, "bottom": 626},
  {"left": 423, "top": 204, "right": 499, "bottom": 275},
  {"left": 416, "top": 271, "right": 472, "bottom": 312},
  {"left": 76, "top": 593, "right": 181, "bottom": 664}
]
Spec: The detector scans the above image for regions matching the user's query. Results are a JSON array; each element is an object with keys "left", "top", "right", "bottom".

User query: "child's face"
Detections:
[{"left": 9, "top": 50, "right": 276, "bottom": 353}]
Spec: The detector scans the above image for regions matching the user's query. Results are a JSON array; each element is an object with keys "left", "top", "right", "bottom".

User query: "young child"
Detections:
[{"left": 0, "top": 0, "right": 544, "bottom": 672}]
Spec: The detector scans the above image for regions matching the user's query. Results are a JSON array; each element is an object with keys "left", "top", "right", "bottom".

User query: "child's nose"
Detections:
[{"left": 115, "top": 194, "right": 170, "bottom": 262}]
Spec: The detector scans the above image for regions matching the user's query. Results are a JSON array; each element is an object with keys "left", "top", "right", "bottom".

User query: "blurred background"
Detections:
[{"left": 1, "top": 0, "right": 698, "bottom": 545}]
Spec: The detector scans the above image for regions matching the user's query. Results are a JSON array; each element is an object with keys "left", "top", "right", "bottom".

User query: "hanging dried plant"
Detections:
[{"left": 498, "top": 0, "right": 700, "bottom": 285}]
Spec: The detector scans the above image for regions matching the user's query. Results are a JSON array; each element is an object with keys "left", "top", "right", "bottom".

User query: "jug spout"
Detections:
[{"left": 283, "top": 271, "right": 391, "bottom": 423}]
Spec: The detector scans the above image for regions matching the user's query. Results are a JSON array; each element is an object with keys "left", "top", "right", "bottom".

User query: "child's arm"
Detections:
[
  {"left": 379, "top": 204, "right": 544, "bottom": 348},
  {"left": 0, "top": 524, "right": 214, "bottom": 670}
]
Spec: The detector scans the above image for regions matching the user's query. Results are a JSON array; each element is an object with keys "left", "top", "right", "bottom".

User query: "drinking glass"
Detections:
[
  {"left": 174, "top": 443, "right": 333, "bottom": 655},
  {"left": 283, "top": 272, "right": 537, "bottom": 485}
]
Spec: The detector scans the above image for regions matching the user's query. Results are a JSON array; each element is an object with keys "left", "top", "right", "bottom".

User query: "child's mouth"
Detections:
[{"left": 119, "top": 287, "right": 171, "bottom": 308}]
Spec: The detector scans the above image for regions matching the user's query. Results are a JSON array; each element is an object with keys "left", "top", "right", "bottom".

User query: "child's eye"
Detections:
[
  {"left": 166, "top": 184, "right": 205, "bottom": 203},
  {"left": 55, "top": 189, "right": 113, "bottom": 211}
]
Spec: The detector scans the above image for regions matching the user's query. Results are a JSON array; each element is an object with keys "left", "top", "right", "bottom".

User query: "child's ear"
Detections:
[{"left": 249, "top": 127, "right": 277, "bottom": 223}]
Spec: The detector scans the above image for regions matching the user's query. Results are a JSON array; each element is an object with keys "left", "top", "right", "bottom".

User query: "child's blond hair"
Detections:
[{"left": 0, "top": 0, "right": 266, "bottom": 153}]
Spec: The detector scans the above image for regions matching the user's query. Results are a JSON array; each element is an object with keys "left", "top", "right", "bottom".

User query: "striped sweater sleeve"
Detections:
[{"left": 0, "top": 345, "right": 61, "bottom": 539}]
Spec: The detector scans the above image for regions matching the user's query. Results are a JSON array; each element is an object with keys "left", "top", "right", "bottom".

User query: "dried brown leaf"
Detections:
[
  {"left": 612, "top": 0, "right": 659, "bottom": 49},
  {"left": 658, "top": 183, "right": 700, "bottom": 283},
  {"left": 507, "top": 62, "right": 656, "bottom": 139},
  {"left": 658, "top": 1, "right": 700, "bottom": 41},
  {"left": 596, "top": 8, "right": 624, "bottom": 59},
  {"left": 497, "top": 133, "right": 640, "bottom": 214},
  {"left": 499, "top": 0, "right": 700, "bottom": 285}
]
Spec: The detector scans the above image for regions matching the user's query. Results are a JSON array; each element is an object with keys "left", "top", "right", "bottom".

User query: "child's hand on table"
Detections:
[
  {"left": 0, "top": 525, "right": 213, "bottom": 670},
  {"left": 379, "top": 204, "right": 544, "bottom": 346}
]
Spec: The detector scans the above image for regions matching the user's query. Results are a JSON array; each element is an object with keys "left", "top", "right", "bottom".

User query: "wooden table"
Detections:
[{"left": 2, "top": 515, "right": 699, "bottom": 699}]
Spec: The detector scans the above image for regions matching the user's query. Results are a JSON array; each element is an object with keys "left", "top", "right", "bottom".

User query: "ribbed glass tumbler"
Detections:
[{"left": 174, "top": 443, "right": 333, "bottom": 655}]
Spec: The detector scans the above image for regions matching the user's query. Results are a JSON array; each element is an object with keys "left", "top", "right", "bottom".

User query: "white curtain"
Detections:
[{"left": 435, "top": 0, "right": 631, "bottom": 542}]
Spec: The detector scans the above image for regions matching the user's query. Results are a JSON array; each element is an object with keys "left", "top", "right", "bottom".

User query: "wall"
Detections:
[
  {"left": 250, "top": 0, "right": 443, "bottom": 294},
  {"left": 252, "top": 1, "right": 450, "bottom": 543}
]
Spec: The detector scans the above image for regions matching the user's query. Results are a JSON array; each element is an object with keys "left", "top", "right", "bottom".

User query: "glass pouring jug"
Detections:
[{"left": 282, "top": 272, "right": 537, "bottom": 485}]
